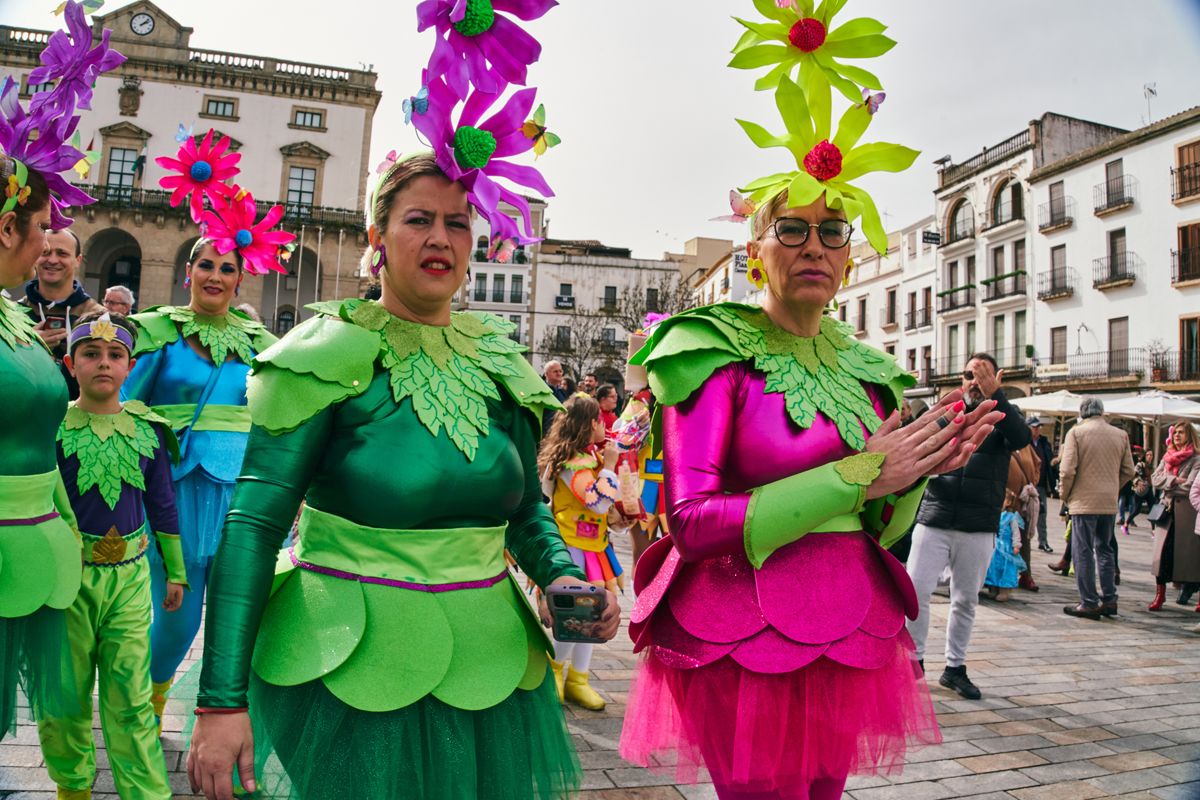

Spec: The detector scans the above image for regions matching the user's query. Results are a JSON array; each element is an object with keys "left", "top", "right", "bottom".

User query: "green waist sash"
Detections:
[
  {"left": 81, "top": 521, "right": 149, "bottom": 567},
  {"left": 153, "top": 403, "right": 250, "bottom": 433},
  {"left": 0, "top": 471, "right": 81, "bottom": 618},
  {"left": 252, "top": 505, "right": 551, "bottom": 713}
]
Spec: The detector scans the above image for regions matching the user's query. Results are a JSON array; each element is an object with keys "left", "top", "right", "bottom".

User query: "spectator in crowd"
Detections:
[
  {"left": 580, "top": 372, "right": 599, "bottom": 396},
  {"left": 363, "top": 282, "right": 382, "bottom": 301},
  {"left": 541, "top": 360, "right": 569, "bottom": 437},
  {"left": 19, "top": 228, "right": 102, "bottom": 398},
  {"left": 102, "top": 284, "right": 135, "bottom": 315},
  {"left": 1057, "top": 397, "right": 1135, "bottom": 619},
  {"left": 900, "top": 399, "right": 913, "bottom": 425},
  {"left": 235, "top": 303, "right": 263, "bottom": 323},
  {"left": 1007, "top": 442, "right": 1041, "bottom": 592},
  {"left": 1028, "top": 417, "right": 1056, "bottom": 552},
  {"left": 1128, "top": 448, "right": 1155, "bottom": 533},
  {"left": 595, "top": 383, "right": 618, "bottom": 432},
  {"left": 1149, "top": 422, "right": 1200, "bottom": 611},
  {"left": 906, "top": 353, "right": 1030, "bottom": 699}
]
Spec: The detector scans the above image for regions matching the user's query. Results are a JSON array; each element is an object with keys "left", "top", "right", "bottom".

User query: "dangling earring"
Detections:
[
  {"left": 746, "top": 258, "right": 767, "bottom": 289},
  {"left": 234, "top": 283, "right": 240, "bottom": 297},
  {"left": 370, "top": 244, "right": 387, "bottom": 276},
  {"left": 842, "top": 258, "right": 855, "bottom": 287},
  {"left": 183, "top": 274, "right": 191, "bottom": 289}
]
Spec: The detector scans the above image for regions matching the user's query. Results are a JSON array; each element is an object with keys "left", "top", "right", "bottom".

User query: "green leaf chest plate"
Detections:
[{"left": 58, "top": 400, "right": 170, "bottom": 509}]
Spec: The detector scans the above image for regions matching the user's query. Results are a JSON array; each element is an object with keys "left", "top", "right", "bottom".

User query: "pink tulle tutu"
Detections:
[{"left": 619, "top": 636, "right": 940, "bottom": 790}]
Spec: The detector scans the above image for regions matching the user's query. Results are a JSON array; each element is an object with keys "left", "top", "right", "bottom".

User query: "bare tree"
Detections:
[
  {"left": 608, "top": 272, "right": 695, "bottom": 335},
  {"left": 536, "top": 305, "right": 628, "bottom": 381}
]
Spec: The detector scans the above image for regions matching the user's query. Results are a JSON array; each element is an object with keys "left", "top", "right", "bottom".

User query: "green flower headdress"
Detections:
[{"left": 728, "top": 0, "right": 919, "bottom": 255}]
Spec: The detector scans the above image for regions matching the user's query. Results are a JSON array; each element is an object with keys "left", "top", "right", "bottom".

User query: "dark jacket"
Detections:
[
  {"left": 540, "top": 383, "right": 570, "bottom": 440},
  {"left": 1031, "top": 435, "right": 1055, "bottom": 490},
  {"left": 18, "top": 279, "right": 103, "bottom": 400},
  {"left": 916, "top": 390, "right": 1031, "bottom": 533}
]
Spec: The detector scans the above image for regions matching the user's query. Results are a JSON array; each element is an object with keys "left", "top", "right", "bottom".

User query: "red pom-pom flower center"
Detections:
[
  {"left": 788, "top": 18, "right": 827, "bottom": 52},
  {"left": 803, "top": 140, "right": 843, "bottom": 181}
]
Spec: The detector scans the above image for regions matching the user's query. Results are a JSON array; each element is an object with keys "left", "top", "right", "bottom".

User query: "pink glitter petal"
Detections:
[
  {"left": 755, "top": 533, "right": 870, "bottom": 644},
  {"left": 631, "top": 543, "right": 680, "bottom": 625},
  {"left": 869, "top": 538, "right": 919, "bottom": 621},
  {"left": 824, "top": 629, "right": 899, "bottom": 669},
  {"left": 649, "top": 616, "right": 736, "bottom": 670},
  {"left": 731, "top": 628, "right": 828, "bottom": 674},
  {"left": 668, "top": 554, "right": 768, "bottom": 644},
  {"left": 858, "top": 550, "right": 905, "bottom": 639},
  {"left": 633, "top": 534, "right": 674, "bottom": 596}
]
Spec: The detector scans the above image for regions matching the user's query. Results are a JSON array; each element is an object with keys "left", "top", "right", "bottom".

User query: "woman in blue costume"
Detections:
[{"left": 122, "top": 238, "right": 276, "bottom": 724}]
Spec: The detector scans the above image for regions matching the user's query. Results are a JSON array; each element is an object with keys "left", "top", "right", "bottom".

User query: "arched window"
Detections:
[
  {"left": 276, "top": 307, "right": 296, "bottom": 334},
  {"left": 948, "top": 199, "right": 974, "bottom": 243},
  {"left": 991, "top": 179, "right": 1023, "bottom": 226}
]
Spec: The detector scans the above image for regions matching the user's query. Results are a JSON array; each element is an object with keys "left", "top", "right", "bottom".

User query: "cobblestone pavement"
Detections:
[{"left": 2, "top": 513, "right": 1198, "bottom": 799}]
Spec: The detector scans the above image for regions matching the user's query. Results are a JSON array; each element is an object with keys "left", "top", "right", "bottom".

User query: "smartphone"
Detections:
[
  {"left": 546, "top": 584, "right": 607, "bottom": 644},
  {"left": 45, "top": 317, "right": 67, "bottom": 331}
]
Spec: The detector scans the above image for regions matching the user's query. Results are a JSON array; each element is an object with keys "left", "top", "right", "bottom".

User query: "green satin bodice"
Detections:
[{"left": 1, "top": 332, "right": 68, "bottom": 476}]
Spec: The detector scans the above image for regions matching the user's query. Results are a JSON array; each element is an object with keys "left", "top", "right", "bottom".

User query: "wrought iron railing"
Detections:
[
  {"left": 879, "top": 307, "right": 899, "bottom": 328},
  {"left": 1172, "top": 248, "right": 1200, "bottom": 284},
  {"left": 943, "top": 219, "right": 976, "bottom": 246},
  {"left": 1092, "top": 252, "right": 1140, "bottom": 288},
  {"left": 1037, "top": 197, "right": 1076, "bottom": 231},
  {"left": 1171, "top": 163, "right": 1200, "bottom": 202},
  {"left": 1093, "top": 175, "right": 1137, "bottom": 213},
  {"left": 984, "top": 198, "right": 1023, "bottom": 230},
  {"left": 937, "top": 285, "right": 976, "bottom": 312},
  {"left": 939, "top": 130, "right": 1032, "bottom": 188},
  {"left": 981, "top": 271, "right": 1026, "bottom": 301},
  {"left": 1042, "top": 348, "right": 1145, "bottom": 380},
  {"left": 1150, "top": 350, "right": 1200, "bottom": 382},
  {"left": 903, "top": 308, "right": 932, "bottom": 330},
  {"left": 1036, "top": 268, "right": 1077, "bottom": 300}
]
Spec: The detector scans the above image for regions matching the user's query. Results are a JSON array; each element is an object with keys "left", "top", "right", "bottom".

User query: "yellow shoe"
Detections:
[
  {"left": 57, "top": 787, "right": 91, "bottom": 800},
  {"left": 151, "top": 678, "right": 173, "bottom": 736},
  {"left": 564, "top": 667, "right": 606, "bottom": 711},
  {"left": 549, "top": 659, "right": 565, "bottom": 703}
]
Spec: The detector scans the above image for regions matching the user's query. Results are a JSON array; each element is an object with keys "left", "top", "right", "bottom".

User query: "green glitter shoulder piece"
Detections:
[
  {"left": 58, "top": 400, "right": 179, "bottom": 510},
  {"left": 248, "top": 299, "right": 562, "bottom": 461},
  {"left": 129, "top": 305, "right": 277, "bottom": 365},
  {"left": 0, "top": 294, "right": 42, "bottom": 352},
  {"left": 634, "top": 303, "right": 913, "bottom": 450}
]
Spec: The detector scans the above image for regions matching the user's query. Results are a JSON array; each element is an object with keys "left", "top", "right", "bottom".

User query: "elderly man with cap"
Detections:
[
  {"left": 1057, "top": 397, "right": 1135, "bottom": 619},
  {"left": 1027, "top": 417, "right": 1056, "bottom": 552}
]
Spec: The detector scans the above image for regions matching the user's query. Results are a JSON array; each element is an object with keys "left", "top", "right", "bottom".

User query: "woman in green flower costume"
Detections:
[
  {"left": 186, "top": 153, "right": 619, "bottom": 800},
  {"left": 122, "top": 235, "right": 278, "bottom": 723}
]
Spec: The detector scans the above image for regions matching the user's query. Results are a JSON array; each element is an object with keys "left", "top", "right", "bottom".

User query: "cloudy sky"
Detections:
[{"left": 7, "top": 0, "right": 1200, "bottom": 258}]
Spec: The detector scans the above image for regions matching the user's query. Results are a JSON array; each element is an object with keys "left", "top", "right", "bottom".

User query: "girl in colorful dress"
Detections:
[
  {"left": 0, "top": 0, "right": 124, "bottom": 743},
  {"left": 538, "top": 394, "right": 623, "bottom": 710},
  {"left": 618, "top": 5, "right": 1005, "bottom": 795},
  {"left": 37, "top": 311, "right": 187, "bottom": 800},
  {"left": 122, "top": 131, "right": 286, "bottom": 727},
  {"left": 983, "top": 492, "right": 1027, "bottom": 603}
]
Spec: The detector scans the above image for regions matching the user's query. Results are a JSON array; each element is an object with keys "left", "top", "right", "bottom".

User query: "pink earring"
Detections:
[{"left": 370, "top": 244, "right": 387, "bottom": 276}]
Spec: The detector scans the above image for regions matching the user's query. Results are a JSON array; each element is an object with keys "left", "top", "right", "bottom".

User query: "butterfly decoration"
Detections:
[
  {"left": 54, "top": 0, "right": 103, "bottom": 14},
  {"left": 175, "top": 123, "right": 194, "bottom": 143},
  {"left": 70, "top": 131, "right": 100, "bottom": 179},
  {"left": 487, "top": 235, "right": 516, "bottom": 264},
  {"left": 402, "top": 86, "right": 429, "bottom": 125},
  {"left": 277, "top": 241, "right": 298, "bottom": 264},
  {"left": 5, "top": 175, "right": 32, "bottom": 206},
  {"left": 709, "top": 189, "right": 758, "bottom": 223},
  {"left": 375, "top": 149, "right": 400, "bottom": 175},
  {"left": 775, "top": 0, "right": 796, "bottom": 8},
  {"left": 861, "top": 88, "right": 886, "bottom": 115},
  {"left": 521, "top": 104, "right": 561, "bottom": 158}
]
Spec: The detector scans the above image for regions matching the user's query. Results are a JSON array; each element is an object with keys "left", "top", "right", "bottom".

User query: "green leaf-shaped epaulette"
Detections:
[{"left": 128, "top": 306, "right": 181, "bottom": 356}]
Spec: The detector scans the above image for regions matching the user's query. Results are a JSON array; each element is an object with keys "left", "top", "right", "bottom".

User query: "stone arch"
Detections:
[
  {"left": 83, "top": 227, "right": 142, "bottom": 301},
  {"left": 259, "top": 245, "right": 320, "bottom": 334},
  {"left": 171, "top": 236, "right": 200, "bottom": 306}
]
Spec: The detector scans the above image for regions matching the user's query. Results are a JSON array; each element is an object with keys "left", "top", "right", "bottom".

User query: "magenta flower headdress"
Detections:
[
  {"left": 0, "top": 1, "right": 124, "bottom": 229},
  {"left": 417, "top": 0, "right": 557, "bottom": 99},
  {"left": 197, "top": 191, "right": 294, "bottom": 276},
  {"left": 155, "top": 130, "right": 241, "bottom": 221}
]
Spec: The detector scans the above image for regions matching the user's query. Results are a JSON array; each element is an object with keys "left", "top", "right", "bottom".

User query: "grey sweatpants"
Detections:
[{"left": 905, "top": 524, "right": 995, "bottom": 668}]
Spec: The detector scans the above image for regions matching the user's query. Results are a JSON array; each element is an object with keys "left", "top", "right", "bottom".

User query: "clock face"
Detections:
[{"left": 130, "top": 12, "right": 155, "bottom": 36}]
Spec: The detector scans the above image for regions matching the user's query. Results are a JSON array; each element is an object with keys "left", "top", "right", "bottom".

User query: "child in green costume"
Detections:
[{"left": 37, "top": 311, "right": 188, "bottom": 800}]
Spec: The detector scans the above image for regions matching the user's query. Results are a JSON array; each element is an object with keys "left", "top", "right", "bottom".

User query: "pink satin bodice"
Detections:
[{"left": 631, "top": 361, "right": 917, "bottom": 673}]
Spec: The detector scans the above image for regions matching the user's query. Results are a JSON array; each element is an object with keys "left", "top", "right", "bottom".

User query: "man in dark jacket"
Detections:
[
  {"left": 906, "top": 353, "right": 1030, "bottom": 699},
  {"left": 1028, "top": 417, "right": 1056, "bottom": 552}
]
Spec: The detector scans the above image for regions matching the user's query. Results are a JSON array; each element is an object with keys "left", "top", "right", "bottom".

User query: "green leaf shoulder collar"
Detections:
[
  {"left": 636, "top": 303, "right": 914, "bottom": 450},
  {"left": 248, "top": 299, "right": 561, "bottom": 461},
  {"left": 0, "top": 294, "right": 44, "bottom": 353},
  {"left": 58, "top": 400, "right": 179, "bottom": 510},
  {"left": 130, "top": 305, "right": 276, "bottom": 365}
]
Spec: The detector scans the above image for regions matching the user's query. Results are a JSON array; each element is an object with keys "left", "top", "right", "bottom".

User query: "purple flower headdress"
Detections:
[
  {"left": 0, "top": 1, "right": 124, "bottom": 229},
  {"left": 417, "top": 0, "right": 557, "bottom": 100}
]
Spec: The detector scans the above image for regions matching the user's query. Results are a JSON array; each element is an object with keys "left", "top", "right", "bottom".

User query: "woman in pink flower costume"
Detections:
[{"left": 619, "top": 4, "right": 1005, "bottom": 797}]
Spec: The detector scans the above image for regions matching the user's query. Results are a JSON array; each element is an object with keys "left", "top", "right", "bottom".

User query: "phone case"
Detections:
[{"left": 547, "top": 584, "right": 606, "bottom": 644}]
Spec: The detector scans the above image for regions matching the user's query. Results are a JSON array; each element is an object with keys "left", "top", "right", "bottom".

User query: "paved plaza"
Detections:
[{"left": 1, "top": 513, "right": 1198, "bottom": 799}]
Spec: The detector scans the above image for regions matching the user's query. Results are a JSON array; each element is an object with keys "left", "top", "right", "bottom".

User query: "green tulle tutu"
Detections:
[
  {"left": 0, "top": 607, "right": 74, "bottom": 739},
  {"left": 181, "top": 667, "right": 581, "bottom": 799}
]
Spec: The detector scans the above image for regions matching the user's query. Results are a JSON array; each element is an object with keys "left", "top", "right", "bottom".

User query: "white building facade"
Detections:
[
  {"left": 1027, "top": 105, "right": 1200, "bottom": 396},
  {"left": 0, "top": 1, "right": 380, "bottom": 330},
  {"left": 460, "top": 200, "right": 547, "bottom": 347}
]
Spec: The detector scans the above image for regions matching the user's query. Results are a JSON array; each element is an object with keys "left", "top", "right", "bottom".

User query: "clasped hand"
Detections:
[{"left": 864, "top": 388, "right": 1004, "bottom": 500}]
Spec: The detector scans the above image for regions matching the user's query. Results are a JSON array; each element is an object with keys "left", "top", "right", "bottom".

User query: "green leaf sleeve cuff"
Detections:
[
  {"left": 744, "top": 452, "right": 885, "bottom": 569},
  {"left": 156, "top": 533, "right": 189, "bottom": 588},
  {"left": 862, "top": 478, "right": 928, "bottom": 551}
]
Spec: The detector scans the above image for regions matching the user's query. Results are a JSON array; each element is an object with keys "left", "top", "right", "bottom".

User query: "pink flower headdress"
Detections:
[
  {"left": 197, "top": 190, "right": 294, "bottom": 276},
  {"left": 155, "top": 130, "right": 241, "bottom": 222}
]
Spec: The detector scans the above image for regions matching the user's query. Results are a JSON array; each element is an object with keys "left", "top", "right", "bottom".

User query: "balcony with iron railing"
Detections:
[
  {"left": 982, "top": 198, "right": 1023, "bottom": 232},
  {"left": 1149, "top": 350, "right": 1200, "bottom": 383},
  {"left": 1093, "top": 175, "right": 1137, "bottom": 215},
  {"left": 1172, "top": 248, "right": 1200, "bottom": 285},
  {"left": 942, "top": 219, "right": 976, "bottom": 247},
  {"left": 1171, "top": 162, "right": 1200, "bottom": 203},
  {"left": 1037, "top": 197, "right": 1076, "bottom": 233},
  {"left": 1037, "top": 348, "right": 1145, "bottom": 382},
  {"left": 981, "top": 271, "right": 1027, "bottom": 302},
  {"left": 509, "top": 290, "right": 524, "bottom": 304},
  {"left": 903, "top": 308, "right": 932, "bottom": 331},
  {"left": 879, "top": 307, "right": 899, "bottom": 329},
  {"left": 592, "top": 337, "right": 628, "bottom": 354},
  {"left": 931, "top": 348, "right": 1029, "bottom": 382},
  {"left": 937, "top": 285, "right": 976, "bottom": 313},
  {"left": 76, "top": 183, "right": 365, "bottom": 230},
  {"left": 1092, "top": 252, "right": 1141, "bottom": 290},
  {"left": 1036, "top": 268, "right": 1077, "bottom": 301},
  {"left": 938, "top": 130, "right": 1032, "bottom": 189}
]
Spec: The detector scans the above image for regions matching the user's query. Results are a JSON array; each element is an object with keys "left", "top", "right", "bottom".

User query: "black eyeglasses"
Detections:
[{"left": 768, "top": 218, "right": 854, "bottom": 248}]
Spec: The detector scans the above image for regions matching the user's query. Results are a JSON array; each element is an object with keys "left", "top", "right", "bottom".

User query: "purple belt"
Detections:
[
  {"left": 288, "top": 548, "right": 509, "bottom": 593},
  {"left": 0, "top": 511, "right": 60, "bottom": 527}
]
